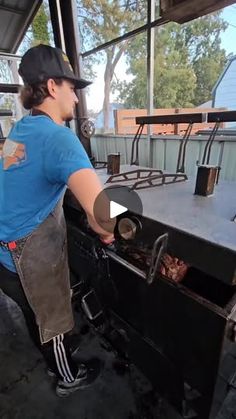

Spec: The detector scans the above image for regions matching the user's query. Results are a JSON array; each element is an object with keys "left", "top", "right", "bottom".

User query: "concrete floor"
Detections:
[{"left": 1, "top": 290, "right": 236, "bottom": 419}]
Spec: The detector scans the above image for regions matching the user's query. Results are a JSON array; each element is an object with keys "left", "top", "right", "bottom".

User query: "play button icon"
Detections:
[
  {"left": 110, "top": 201, "right": 127, "bottom": 218},
  {"left": 93, "top": 185, "right": 143, "bottom": 234}
]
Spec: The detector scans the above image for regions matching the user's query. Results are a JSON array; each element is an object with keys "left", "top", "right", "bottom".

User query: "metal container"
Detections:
[
  {"left": 107, "top": 153, "right": 120, "bottom": 175},
  {"left": 194, "top": 165, "right": 218, "bottom": 196}
]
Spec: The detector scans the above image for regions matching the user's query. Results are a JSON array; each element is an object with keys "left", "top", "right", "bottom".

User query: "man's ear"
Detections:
[{"left": 47, "top": 79, "right": 57, "bottom": 98}]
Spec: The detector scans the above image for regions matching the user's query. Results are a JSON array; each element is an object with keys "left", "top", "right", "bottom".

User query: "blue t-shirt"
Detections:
[{"left": 0, "top": 115, "right": 92, "bottom": 272}]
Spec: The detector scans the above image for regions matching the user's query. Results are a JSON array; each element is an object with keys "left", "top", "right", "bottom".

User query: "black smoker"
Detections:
[
  {"left": 64, "top": 111, "right": 236, "bottom": 419},
  {"left": 64, "top": 168, "right": 236, "bottom": 419}
]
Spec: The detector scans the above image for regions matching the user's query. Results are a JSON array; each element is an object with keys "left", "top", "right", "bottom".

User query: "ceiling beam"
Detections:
[
  {"left": 0, "top": 5, "right": 25, "bottom": 14},
  {"left": 10, "top": 0, "right": 43, "bottom": 53},
  {"left": 161, "top": 0, "right": 236, "bottom": 23}
]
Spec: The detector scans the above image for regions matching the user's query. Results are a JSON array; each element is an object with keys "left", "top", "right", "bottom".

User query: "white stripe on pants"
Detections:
[{"left": 53, "top": 334, "right": 75, "bottom": 382}]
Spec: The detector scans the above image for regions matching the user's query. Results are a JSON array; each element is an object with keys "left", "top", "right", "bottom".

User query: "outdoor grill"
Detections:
[
  {"left": 63, "top": 110, "right": 236, "bottom": 419},
  {"left": 64, "top": 166, "right": 236, "bottom": 419},
  {"left": 1, "top": 1, "right": 236, "bottom": 416}
]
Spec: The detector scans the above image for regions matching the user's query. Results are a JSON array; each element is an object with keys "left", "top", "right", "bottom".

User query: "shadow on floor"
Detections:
[{"left": 1, "top": 291, "right": 235, "bottom": 419}]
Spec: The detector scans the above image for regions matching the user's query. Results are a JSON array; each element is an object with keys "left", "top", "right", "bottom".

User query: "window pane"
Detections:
[
  {"left": 0, "top": 0, "right": 54, "bottom": 127},
  {"left": 83, "top": 32, "right": 147, "bottom": 134},
  {"left": 149, "top": 5, "right": 235, "bottom": 112},
  {"left": 0, "top": 92, "right": 23, "bottom": 141},
  {"left": 77, "top": 0, "right": 147, "bottom": 53},
  {"left": 0, "top": 58, "right": 20, "bottom": 84},
  {"left": 0, "top": 107, "right": 13, "bottom": 138},
  {"left": 17, "top": 0, "right": 54, "bottom": 56}
]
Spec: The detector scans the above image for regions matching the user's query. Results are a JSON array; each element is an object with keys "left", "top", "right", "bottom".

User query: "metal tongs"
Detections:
[{"left": 147, "top": 233, "right": 169, "bottom": 285}]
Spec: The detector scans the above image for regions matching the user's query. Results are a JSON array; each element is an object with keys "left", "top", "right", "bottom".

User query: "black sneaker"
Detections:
[
  {"left": 47, "top": 368, "right": 57, "bottom": 378},
  {"left": 55, "top": 362, "right": 100, "bottom": 397}
]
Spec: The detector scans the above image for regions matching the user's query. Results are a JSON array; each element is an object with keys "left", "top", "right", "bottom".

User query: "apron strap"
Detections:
[{"left": 0, "top": 240, "right": 17, "bottom": 251}]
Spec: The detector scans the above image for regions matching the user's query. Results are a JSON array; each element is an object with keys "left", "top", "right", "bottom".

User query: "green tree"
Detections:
[
  {"left": 77, "top": 0, "right": 146, "bottom": 131},
  {"left": 17, "top": 1, "right": 51, "bottom": 55},
  {"left": 31, "top": 2, "right": 50, "bottom": 46},
  {"left": 116, "top": 12, "right": 228, "bottom": 108}
]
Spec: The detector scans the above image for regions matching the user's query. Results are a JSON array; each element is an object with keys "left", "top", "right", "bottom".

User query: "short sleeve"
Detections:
[{"left": 43, "top": 127, "right": 92, "bottom": 184}]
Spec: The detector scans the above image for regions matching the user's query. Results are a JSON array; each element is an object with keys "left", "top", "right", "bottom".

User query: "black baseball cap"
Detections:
[{"left": 19, "top": 44, "right": 92, "bottom": 89}]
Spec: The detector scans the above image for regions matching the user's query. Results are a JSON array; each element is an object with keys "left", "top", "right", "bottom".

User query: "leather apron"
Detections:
[{"left": 10, "top": 198, "right": 74, "bottom": 344}]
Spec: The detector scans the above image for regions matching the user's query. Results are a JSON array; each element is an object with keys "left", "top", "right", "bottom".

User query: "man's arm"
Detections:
[{"left": 67, "top": 168, "right": 115, "bottom": 241}]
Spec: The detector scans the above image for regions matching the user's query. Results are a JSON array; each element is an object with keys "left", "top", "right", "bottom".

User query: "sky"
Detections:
[
  {"left": 220, "top": 4, "right": 236, "bottom": 55},
  {"left": 86, "top": 4, "right": 236, "bottom": 113},
  {"left": 86, "top": 56, "right": 131, "bottom": 113}
]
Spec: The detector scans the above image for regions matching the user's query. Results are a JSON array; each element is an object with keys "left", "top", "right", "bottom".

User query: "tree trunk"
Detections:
[
  {"left": 103, "top": 74, "right": 112, "bottom": 133},
  {"left": 103, "top": 51, "right": 113, "bottom": 133},
  {"left": 102, "top": 44, "right": 127, "bottom": 133}
]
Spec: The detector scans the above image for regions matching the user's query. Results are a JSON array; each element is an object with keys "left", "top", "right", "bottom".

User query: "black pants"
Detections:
[{"left": 0, "top": 263, "right": 78, "bottom": 382}]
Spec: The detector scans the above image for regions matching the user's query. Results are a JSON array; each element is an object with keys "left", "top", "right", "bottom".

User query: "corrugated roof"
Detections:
[{"left": 0, "top": 0, "right": 42, "bottom": 53}]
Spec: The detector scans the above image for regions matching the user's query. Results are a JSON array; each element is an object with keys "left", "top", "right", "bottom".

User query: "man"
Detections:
[{"left": 0, "top": 44, "right": 115, "bottom": 397}]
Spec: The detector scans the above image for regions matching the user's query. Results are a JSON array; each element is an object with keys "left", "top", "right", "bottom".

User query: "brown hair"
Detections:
[{"left": 20, "top": 78, "right": 64, "bottom": 110}]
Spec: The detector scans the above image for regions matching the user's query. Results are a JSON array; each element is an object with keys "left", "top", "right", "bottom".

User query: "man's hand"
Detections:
[{"left": 99, "top": 234, "right": 115, "bottom": 245}]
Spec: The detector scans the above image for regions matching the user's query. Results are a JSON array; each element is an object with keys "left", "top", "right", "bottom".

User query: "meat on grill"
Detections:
[{"left": 160, "top": 253, "right": 189, "bottom": 282}]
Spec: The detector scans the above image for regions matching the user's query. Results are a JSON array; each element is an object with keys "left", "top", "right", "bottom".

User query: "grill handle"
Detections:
[{"left": 147, "top": 233, "right": 169, "bottom": 285}]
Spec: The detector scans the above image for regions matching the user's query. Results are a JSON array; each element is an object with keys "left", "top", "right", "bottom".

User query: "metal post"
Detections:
[
  {"left": 48, "top": 0, "right": 91, "bottom": 156},
  {"left": 59, "top": 0, "right": 91, "bottom": 156},
  {"left": 147, "top": 0, "right": 155, "bottom": 167},
  {"left": 48, "top": 0, "right": 64, "bottom": 49},
  {"left": 8, "top": 59, "right": 23, "bottom": 120}
]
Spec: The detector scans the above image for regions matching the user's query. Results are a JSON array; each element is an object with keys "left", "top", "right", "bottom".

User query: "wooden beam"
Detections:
[
  {"left": 0, "top": 83, "right": 21, "bottom": 93},
  {"left": 136, "top": 112, "right": 206, "bottom": 125},
  {"left": 160, "top": 0, "right": 236, "bottom": 23}
]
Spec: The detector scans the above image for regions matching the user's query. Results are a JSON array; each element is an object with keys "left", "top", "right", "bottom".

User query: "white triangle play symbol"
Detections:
[{"left": 110, "top": 200, "right": 127, "bottom": 218}]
